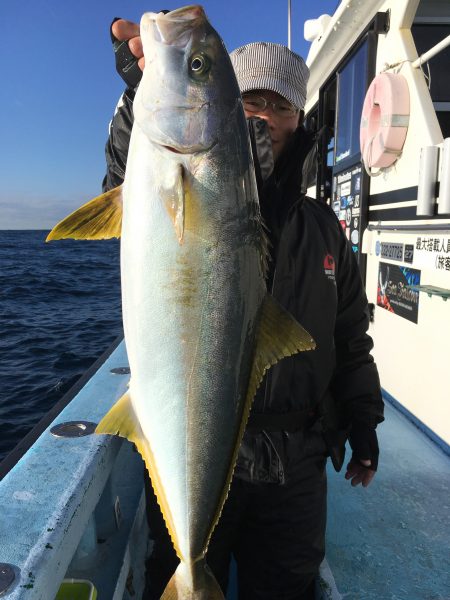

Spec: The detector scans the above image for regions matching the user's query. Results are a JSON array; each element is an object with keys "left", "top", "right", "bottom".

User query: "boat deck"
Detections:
[
  {"left": 226, "top": 399, "right": 450, "bottom": 599},
  {"left": 1, "top": 340, "right": 449, "bottom": 599},
  {"left": 325, "top": 401, "right": 450, "bottom": 600}
]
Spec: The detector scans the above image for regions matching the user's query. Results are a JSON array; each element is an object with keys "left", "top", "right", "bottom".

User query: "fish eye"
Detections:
[{"left": 190, "top": 53, "right": 210, "bottom": 76}]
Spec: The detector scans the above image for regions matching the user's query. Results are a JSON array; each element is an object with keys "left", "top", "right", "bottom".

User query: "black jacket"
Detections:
[{"left": 103, "top": 88, "right": 384, "bottom": 484}]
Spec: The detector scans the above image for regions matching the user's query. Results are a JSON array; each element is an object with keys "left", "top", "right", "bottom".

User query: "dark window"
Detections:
[
  {"left": 412, "top": 24, "right": 450, "bottom": 137},
  {"left": 318, "top": 80, "right": 336, "bottom": 204},
  {"left": 304, "top": 106, "right": 319, "bottom": 190},
  {"left": 412, "top": 24, "right": 450, "bottom": 102},
  {"left": 304, "top": 107, "right": 319, "bottom": 134},
  {"left": 335, "top": 42, "right": 368, "bottom": 164}
]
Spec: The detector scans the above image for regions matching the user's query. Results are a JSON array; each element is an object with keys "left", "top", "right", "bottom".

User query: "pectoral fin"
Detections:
[
  {"left": 46, "top": 185, "right": 123, "bottom": 241},
  {"left": 161, "top": 164, "right": 185, "bottom": 244},
  {"left": 95, "top": 392, "right": 182, "bottom": 560}
]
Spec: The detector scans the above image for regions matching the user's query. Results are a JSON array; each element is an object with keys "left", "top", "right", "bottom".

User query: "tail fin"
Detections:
[{"left": 160, "top": 560, "right": 224, "bottom": 600}]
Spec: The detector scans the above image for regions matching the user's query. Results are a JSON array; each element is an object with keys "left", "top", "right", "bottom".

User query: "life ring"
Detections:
[{"left": 360, "top": 73, "right": 410, "bottom": 171}]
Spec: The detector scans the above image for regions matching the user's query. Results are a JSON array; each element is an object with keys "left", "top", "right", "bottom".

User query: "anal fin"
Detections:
[{"left": 95, "top": 392, "right": 182, "bottom": 560}]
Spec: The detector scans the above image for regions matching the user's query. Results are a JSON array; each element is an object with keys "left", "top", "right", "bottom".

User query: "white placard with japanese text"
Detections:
[{"left": 414, "top": 237, "right": 450, "bottom": 271}]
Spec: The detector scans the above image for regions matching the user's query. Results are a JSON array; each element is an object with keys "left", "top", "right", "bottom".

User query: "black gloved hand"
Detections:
[
  {"left": 348, "top": 421, "right": 379, "bottom": 471},
  {"left": 110, "top": 11, "right": 171, "bottom": 89},
  {"left": 110, "top": 17, "right": 143, "bottom": 89}
]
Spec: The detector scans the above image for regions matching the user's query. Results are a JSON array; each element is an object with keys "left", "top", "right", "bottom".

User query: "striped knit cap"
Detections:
[{"left": 230, "top": 42, "right": 309, "bottom": 110}]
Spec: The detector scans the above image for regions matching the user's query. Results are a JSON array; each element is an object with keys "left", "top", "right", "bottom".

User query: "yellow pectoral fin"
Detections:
[
  {"left": 46, "top": 185, "right": 123, "bottom": 241},
  {"left": 95, "top": 392, "right": 182, "bottom": 561},
  {"left": 247, "top": 294, "right": 316, "bottom": 407}
]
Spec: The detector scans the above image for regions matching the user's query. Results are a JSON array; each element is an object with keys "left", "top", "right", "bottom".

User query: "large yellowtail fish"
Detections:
[{"left": 47, "top": 6, "right": 315, "bottom": 598}]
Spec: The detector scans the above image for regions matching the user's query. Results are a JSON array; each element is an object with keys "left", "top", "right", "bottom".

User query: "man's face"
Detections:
[{"left": 242, "top": 89, "right": 301, "bottom": 161}]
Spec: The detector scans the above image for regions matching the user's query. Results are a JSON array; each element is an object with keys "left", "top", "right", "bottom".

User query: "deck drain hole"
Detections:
[
  {"left": 0, "top": 563, "right": 19, "bottom": 594},
  {"left": 50, "top": 421, "right": 98, "bottom": 438},
  {"left": 110, "top": 367, "right": 130, "bottom": 375}
]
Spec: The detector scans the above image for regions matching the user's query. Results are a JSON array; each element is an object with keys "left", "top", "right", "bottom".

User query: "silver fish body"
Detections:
[{"left": 122, "top": 6, "right": 265, "bottom": 569}]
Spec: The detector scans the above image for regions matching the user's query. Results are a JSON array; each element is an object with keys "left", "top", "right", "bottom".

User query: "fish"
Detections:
[{"left": 46, "top": 6, "right": 315, "bottom": 599}]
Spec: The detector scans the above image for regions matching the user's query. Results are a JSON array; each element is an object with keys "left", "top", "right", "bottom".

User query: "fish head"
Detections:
[{"left": 134, "top": 6, "right": 242, "bottom": 155}]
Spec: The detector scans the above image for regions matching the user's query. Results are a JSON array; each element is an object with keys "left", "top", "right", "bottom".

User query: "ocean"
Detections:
[{"left": 0, "top": 230, "right": 122, "bottom": 463}]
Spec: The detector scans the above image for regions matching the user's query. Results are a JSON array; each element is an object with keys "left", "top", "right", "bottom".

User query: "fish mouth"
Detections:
[
  {"left": 143, "top": 6, "right": 206, "bottom": 47},
  {"left": 162, "top": 145, "right": 191, "bottom": 155},
  {"left": 159, "top": 139, "right": 217, "bottom": 155},
  {"left": 163, "top": 145, "right": 184, "bottom": 154}
]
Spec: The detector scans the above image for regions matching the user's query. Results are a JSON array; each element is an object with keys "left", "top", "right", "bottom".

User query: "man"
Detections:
[{"left": 104, "top": 16, "right": 384, "bottom": 600}]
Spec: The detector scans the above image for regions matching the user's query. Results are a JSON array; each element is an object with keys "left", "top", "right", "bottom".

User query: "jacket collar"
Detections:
[
  {"left": 272, "top": 125, "right": 316, "bottom": 188},
  {"left": 259, "top": 126, "right": 316, "bottom": 232}
]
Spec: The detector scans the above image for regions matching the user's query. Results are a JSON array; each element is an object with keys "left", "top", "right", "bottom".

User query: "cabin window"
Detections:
[
  {"left": 304, "top": 107, "right": 318, "bottom": 134},
  {"left": 303, "top": 106, "right": 319, "bottom": 191},
  {"left": 411, "top": 23, "right": 450, "bottom": 138},
  {"left": 318, "top": 81, "right": 336, "bottom": 204},
  {"left": 334, "top": 41, "right": 368, "bottom": 165}
]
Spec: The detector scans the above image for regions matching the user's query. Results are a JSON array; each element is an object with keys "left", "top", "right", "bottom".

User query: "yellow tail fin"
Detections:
[{"left": 161, "top": 560, "right": 224, "bottom": 600}]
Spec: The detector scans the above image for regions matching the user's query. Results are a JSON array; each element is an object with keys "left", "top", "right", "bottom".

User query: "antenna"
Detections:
[{"left": 288, "top": 0, "right": 292, "bottom": 49}]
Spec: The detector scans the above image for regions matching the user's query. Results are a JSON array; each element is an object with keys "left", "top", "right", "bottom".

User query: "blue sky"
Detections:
[{"left": 0, "top": 1, "right": 337, "bottom": 229}]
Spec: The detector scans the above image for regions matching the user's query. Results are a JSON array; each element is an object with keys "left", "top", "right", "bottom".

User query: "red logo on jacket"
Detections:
[{"left": 324, "top": 254, "right": 336, "bottom": 281}]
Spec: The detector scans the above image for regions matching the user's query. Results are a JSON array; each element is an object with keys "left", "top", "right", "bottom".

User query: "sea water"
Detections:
[{"left": 0, "top": 230, "right": 122, "bottom": 462}]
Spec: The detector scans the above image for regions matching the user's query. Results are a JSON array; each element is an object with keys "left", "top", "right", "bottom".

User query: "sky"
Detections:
[{"left": 0, "top": 0, "right": 338, "bottom": 229}]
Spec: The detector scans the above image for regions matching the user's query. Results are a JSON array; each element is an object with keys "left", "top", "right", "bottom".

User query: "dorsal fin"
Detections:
[
  {"left": 205, "top": 294, "right": 316, "bottom": 550},
  {"left": 247, "top": 294, "right": 316, "bottom": 404}
]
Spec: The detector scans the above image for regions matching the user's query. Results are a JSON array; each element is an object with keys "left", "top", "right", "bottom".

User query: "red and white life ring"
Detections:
[{"left": 360, "top": 73, "right": 410, "bottom": 171}]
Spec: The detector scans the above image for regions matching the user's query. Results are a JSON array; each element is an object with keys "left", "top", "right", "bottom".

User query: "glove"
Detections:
[
  {"left": 348, "top": 421, "right": 379, "bottom": 471},
  {"left": 110, "top": 11, "right": 171, "bottom": 89},
  {"left": 110, "top": 17, "right": 143, "bottom": 88}
]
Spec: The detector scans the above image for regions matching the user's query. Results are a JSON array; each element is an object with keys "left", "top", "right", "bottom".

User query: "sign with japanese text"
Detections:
[
  {"left": 377, "top": 262, "right": 421, "bottom": 323},
  {"left": 414, "top": 237, "right": 450, "bottom": 271}
]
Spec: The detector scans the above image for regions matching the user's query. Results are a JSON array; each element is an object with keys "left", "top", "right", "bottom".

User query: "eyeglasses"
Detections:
[{"left": 242, "top": 94, "right": 299, "bottom": 118}]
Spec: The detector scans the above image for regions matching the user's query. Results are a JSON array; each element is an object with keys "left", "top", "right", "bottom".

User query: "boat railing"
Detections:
[{"left": 0, "top": 339, "right": 149, "bottom": 599}]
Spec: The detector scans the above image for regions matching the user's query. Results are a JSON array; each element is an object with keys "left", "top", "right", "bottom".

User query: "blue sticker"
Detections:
[
  {"left": 400, "top": 267, "right": 420, "bottom": 286},
  {"left": 375, "top": 240, "right": 381, "bottom": 256}
]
